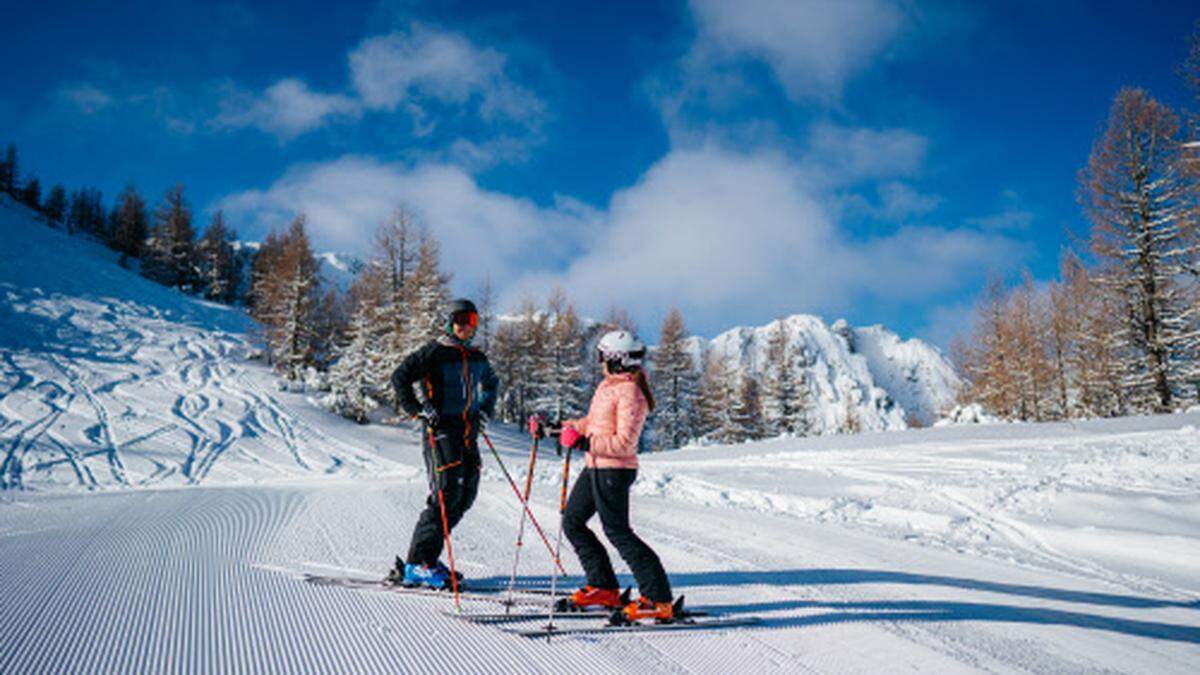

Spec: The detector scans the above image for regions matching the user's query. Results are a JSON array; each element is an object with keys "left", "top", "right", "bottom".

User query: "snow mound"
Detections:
[{"left": 936, "top": 403, "right": 1003, "bottom": 426}]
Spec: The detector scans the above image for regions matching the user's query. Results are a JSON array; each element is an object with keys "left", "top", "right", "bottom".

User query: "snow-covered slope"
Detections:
[
  {"left": 1, "top": 412, "right": 1197, "bottom": 673},
  {"left": 0, "top": 196, "right": 401, "bottom": 490},
  {"left": 699, "top": 315, "right": 961, "bottom": 433}
]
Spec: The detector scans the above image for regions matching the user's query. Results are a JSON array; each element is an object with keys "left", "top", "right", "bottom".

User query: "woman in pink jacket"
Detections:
[{"left": 555, "top": 330, "right": 675, "bottom": 622}]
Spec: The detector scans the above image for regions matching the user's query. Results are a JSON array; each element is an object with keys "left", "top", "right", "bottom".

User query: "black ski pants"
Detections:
[
  {"left": 406, "top": 426, "right": 481, "bottom": 566},
  {"left": 562, "top": 467, "right": 672, "bottom": 603}
]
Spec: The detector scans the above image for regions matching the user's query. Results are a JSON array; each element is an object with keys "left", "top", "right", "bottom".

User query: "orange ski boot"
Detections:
[
  {"left": 555, "top": 586, "right": 626, "bottom": 612},
  {"left": 612, "top": 596, "right": 683, "bottom": 625}
]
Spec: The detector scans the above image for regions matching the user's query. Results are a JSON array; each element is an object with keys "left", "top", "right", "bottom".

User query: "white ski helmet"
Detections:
[{"left": 597, "top": 330, "right": 646, "bottom": 369}]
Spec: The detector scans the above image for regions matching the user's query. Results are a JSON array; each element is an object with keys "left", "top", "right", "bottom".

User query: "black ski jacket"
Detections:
[{"left": 391, "top": 336, "right": 499, "bottom": 428}]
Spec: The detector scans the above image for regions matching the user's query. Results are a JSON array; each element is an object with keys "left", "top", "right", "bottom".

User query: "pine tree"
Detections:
[
  {"left": 18, "top": 177, "right": 41, "bottom": 211},
  {"left": 110, "top": 184, "right": 148, "bottom": 265},
  {"left": 144, "top": 184, "right": 198, "bottom": 290},
  {"left": 651, "top": 307, "right": 697, "bottom": 450},
  {"left": 197, "top": 211, "right": 242, "bottom": 303},
  {"left": 1081, "top": 88, "right": 1200, "bottom": 411},
  {"left": 0, "top": 143, "right": 17, "bottom": 195},
  {"left": 42, "top": 184, "right": 67, "bottom": 226}
]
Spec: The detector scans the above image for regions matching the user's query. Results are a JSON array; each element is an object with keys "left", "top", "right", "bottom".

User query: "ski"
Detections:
[
  {"left": 505, "top": 615, "right": 762, "bottom": 638},
  {"left": 302, "top": 574, "right": 558, "bottom": 607},
  {"left": 447, "top": 607, "right": 711, "bottom": 625}
]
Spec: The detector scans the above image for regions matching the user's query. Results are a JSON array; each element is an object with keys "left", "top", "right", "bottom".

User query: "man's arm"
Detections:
[
  {"left": 478, "top": 356, "right": 499, "bottom": 419},
  {"left": 391, "top": 343, "right": 435, "bottom": 418}
]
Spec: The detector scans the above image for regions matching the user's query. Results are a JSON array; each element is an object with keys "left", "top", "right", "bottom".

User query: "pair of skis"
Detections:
[
  {"left": 449, "top": 595, "right": 761, "bottom": 638},
  {"left": 304, "top": 574, "right": 761, "bottom": 638}
]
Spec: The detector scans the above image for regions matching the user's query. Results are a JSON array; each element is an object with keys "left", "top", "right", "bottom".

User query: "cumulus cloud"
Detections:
[
  {"left": 213, "top": 79, "right": 361, "bottom": 140},
  {"left": 505, "top": 145, "right": 1023, "bottom": 332},
  {"left": 209, "top": 22, "right": 543, "bottom": 143},
  {"left": 689, "top": 0, "right": 907, "bottom": 100},
  {"left": 349, "top": 24, "right": 541, "bottom": 124},
  {"left": 216, "top": 156, "right": 586, "bottom": 293}
]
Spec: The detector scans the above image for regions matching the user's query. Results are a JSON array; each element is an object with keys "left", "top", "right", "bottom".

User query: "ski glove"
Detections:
[
  {"left": 416, "top": 405, "right": 439, "bottom": 428},
  {"left": 559, "top": 426, "right": 586, "bottom": 451}
]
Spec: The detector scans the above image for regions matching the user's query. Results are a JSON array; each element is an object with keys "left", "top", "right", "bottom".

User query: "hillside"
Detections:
[{"left": 0, "top": 195, "right": 403, "bottom": 490}]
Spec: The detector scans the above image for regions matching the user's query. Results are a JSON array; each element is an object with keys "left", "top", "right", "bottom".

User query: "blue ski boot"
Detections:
[
  {"left": 402, "top": 563, "right": 451, "bottom": 589},
  {"left": 431, "top": 560, "right": 464, "bottom": 584}
]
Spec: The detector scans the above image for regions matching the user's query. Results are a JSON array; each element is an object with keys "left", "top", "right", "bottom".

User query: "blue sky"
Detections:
[{"left": 2, "top": 0, "right": 1197, "bottom": 345}]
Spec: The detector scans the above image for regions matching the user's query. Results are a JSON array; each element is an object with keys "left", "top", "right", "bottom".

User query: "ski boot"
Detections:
[
  {"left": 431, "top": 560, "right": 464, "bottom": 584},
  {"left": 610, "top": 596, "right": 684, "bottom": 625},
  {"left": 397, "top": 562, "right": 452, "bottom": 589},
  {"left": 554, "top": 586, "right": 628, "bottom": 612}
]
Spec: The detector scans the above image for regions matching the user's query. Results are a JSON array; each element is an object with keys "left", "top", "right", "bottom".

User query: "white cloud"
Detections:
[
  {"left": 214, "top": 79, "right": 361, "bottom": 140},
  {"left": 689, "top": 0, "right": 907, "bottom": 101},
  {"left": 353, "top": 25, "right": 495, "bottom": 107},
  {"left": 805, "top": 123, "right": 930, "bottom": 185},
  {"left": 966, "top": 190, "right": 1034, "bottom": 231},
  {"left": 208, "top": 22, "right": 543, "bottom": 144},
  {"left": 57, "top": 84, "right": 115, "bottom": 114},
  {"left": 216, "top": 156, "right": 585, "bottom": 293}
]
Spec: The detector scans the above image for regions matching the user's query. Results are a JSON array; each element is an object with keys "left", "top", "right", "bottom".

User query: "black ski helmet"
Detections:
[
  {"left": 445, "top": 298, "right": 479, "bottom": 336},
  {"left": 448, "top": 298, "right": 477, "bottom": 316}
]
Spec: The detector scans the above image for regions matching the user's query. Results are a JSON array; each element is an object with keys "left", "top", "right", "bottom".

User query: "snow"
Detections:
[
  {"left": 2, "top": 196, "right": 1199, "bottom": 672},
  {"left": 701, "top": 314, "right": 961, "bottom": 433}
]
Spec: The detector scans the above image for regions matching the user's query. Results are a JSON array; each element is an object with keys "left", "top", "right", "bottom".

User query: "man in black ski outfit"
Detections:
[{"left": 386, "top": 298, "right": 499, "bottom": 588}]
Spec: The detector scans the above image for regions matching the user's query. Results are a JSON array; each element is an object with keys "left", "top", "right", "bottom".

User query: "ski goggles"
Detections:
[{"left": 451, "top": 311, "right": 479, "bottom": 328}]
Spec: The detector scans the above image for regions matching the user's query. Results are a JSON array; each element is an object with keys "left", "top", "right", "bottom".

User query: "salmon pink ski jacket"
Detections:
[{"left": 566, "top": 371, "right": 649, "bottom": 470}]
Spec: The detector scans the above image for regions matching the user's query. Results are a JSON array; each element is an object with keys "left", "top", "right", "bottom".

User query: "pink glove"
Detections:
[
  {"left": 559, "top": 426, "right": 582, "bottom": 450},
  {"left": 528, "top": 414, "right": 545, "bottom": 439}
]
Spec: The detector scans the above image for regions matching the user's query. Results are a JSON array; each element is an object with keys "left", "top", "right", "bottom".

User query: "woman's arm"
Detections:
[{"left": 588, "top": 384, "right": 647, "bottom": 458}]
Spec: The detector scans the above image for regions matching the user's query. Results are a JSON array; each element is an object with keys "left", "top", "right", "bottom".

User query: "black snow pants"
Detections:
[
  {"left": 405, "top": 425, "right": 481, "bottom": 566},
  {"left": 562, "top": 467, "right": 672, "bottom": 603}
]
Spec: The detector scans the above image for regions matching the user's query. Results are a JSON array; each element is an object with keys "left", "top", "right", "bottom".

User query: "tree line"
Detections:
[
  {"left": 954, "top": 26, "right": 1200, "bottom": 420},
  {"left": 0, "top": 150, "right": 243, "bottom": 304}
]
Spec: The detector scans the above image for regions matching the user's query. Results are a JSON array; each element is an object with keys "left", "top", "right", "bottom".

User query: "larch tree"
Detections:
[
  {"left": 651, "top": 307, "right": 697, "bottom": 450},
  {"left": 695, "top": 348, "right": 734, "bottom": 443},
  {"left": 761, "top": 318, "right": 812, "bottom": 436},
  {"left": 540, "top": 289, "right": 587, "bottom": 420},
  {"left": 1080, "top": 88, "right": 1200, "bottom": 411}
]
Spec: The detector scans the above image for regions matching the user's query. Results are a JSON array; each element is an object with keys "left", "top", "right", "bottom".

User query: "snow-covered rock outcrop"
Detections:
[{"left": 696, "top": 315, "right": 960, "bottom": 433}]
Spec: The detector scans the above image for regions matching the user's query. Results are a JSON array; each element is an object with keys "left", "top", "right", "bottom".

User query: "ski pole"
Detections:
[
  {"left": 429, "top": 427, "right": 461, "bottom": 612},
  {"left": 479, "top": 430, "right": 566, "bottom": 576},
  {"left": 545, "top": 442, "right": 573, "bottom": 634},
  {"left": 504, "top": 432, "right": 540, "bottom": 612}
]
